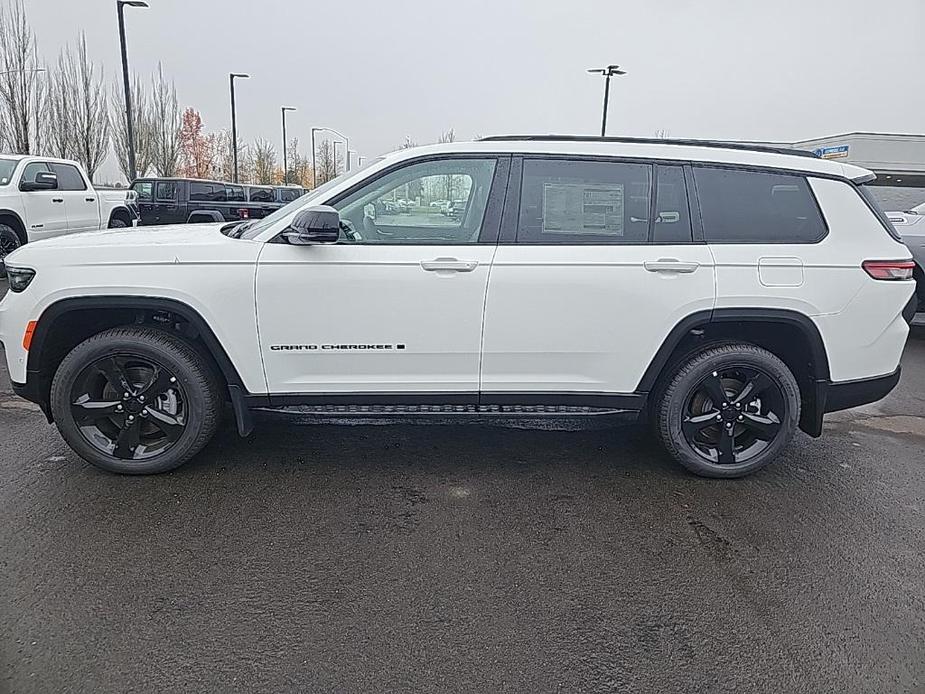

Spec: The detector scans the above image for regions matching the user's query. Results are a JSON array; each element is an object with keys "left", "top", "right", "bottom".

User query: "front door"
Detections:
[
  {"left": 19, "top": 161, "right": 68, "bottom": 240},
  {"left": 256, "top": 156, "right": 508, "bottom": 396},
  {"left": 480, "top": 157, "right": 716, "bottom": 400}
]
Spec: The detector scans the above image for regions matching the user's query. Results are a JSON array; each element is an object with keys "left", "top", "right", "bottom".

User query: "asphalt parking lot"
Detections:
[{"left": 1, "top": 295, "right": 923, "bottom": 693}]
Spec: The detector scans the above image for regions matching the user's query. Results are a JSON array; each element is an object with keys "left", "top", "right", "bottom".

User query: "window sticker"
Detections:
[{"left": 542, "top": 183, "right": 625, "bottom": 235}]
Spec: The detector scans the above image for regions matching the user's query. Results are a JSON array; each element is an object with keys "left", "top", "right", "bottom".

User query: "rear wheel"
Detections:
[
  {"left": 50, "top": 327, "right": 222, "bottom": 474},
  {"left": 108, "top": 217, "right": 128, "bottom": 228},
  {"left": 656, "top": 343, "right": 800, "bottom": 478}
]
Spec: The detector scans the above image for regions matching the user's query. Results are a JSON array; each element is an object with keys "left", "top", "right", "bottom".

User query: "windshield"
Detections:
[
  {"left": 238, "top": 158, "right": 383, "bottom": 239},
  {"left": 0, "top": 158, "right": 18, "bottom": 186}
]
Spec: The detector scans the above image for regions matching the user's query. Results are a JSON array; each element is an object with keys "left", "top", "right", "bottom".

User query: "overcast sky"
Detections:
[{"left": 22, "top": 0, "right": 925, "bottom": 182}]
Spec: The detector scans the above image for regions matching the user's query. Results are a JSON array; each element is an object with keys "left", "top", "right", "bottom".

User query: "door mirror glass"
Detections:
[
  {"left": 21, "top": 171, "right": 58, "bottom": 191},
  {"left": 282, "top": 205, "right": 340, "bottom": 245}
]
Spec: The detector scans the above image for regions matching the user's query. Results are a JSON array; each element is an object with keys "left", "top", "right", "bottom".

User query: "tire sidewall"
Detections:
[
  {"left": 0, "top": 223, "right": 21, "bottom": 262},
  {"left": 108, "top": 218, "right": 128, "bottom": 229},
  {"left": 51, "top": 331, "right": 214, "bottom": 474},
  {"left": 661, "top": 347, "right": 801, "bottom": 478}
]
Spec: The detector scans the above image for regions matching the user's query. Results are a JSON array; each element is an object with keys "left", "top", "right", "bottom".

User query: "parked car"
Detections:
[
  {"left": 131, "top": 177, "right": 270, "bottom": 226},
  {"left": 1, "top": 136, "right": 916, "bottom": 478},
  {"left": 0, "top": 154, "right": 137, "bottom": 268},
  {"left": 886, "top": 201, "right": 925, "bottom": 311},
  {"left": 447, "top": 199, "right": 467, "bottom": 219}
]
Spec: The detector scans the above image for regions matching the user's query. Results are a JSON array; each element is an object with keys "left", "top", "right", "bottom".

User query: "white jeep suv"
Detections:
[{"left": 0, "top": 136, "right": 916, "bottom": 478}]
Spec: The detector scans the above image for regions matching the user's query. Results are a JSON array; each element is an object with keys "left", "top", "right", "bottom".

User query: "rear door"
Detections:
[
  {"left": 153, "top": 180, "right": 182, "bottom": 225},
  {"left": 480, "top": 156, "right": 716, "bottom": 401},
  {"left": 18, "top": 161, "right": 68, "bottom": 239},
  {"left": 48, "top": 162, "right": 98, "bottom": 232}
]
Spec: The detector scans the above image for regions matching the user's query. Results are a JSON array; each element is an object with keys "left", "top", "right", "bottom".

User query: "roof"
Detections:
[{"left": 382, "top": 136, "right": 873, "bottom": 181}]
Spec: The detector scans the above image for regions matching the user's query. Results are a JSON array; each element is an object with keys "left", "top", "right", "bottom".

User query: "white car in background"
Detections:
[
  {"left": 886, "top": 201, "right": 925, "bottom": 311},
  {"left": 0, "top": 155, "right": 137, "bottom": 269}
]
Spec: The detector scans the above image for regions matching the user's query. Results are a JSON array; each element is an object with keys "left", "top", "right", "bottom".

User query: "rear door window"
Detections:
[
  {"left": 653, "top": 165, "right": 693, "bottom": 243},
  {"left": 226, "top": 185, "right": 245, "bottom": 203},
  {"left": 694, "top": 167, "right": 827, "bottom": 243},
  {"left": 516, "top": 158, "right": 651, "bottom": 244},
  {"left": 155, "top": 181, "right": 178, "bottom": 202}
]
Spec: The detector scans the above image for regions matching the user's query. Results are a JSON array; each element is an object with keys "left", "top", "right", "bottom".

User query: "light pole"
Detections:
[
  {"left": 333, "top": 140, "right": 343, "bottom": 176},
  {"left": 315, "top": 126, "right": 349, "bottom": 171},
  {"left": 229, "top": 73, "right": 249, "bottom": 183},
  {"left": 587, "top": 64, "right": 626, "bottom": 137},
  {"left": 280, "top": 106, "right": 296, "bottom": 184},
  {"left": 117, "top": 0, "right": 148, "bottom": 181}
]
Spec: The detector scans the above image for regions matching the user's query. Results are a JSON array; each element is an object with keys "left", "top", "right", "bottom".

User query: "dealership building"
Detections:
[{"left": 787, "top": 132, "right": 925, "bottom": 211}]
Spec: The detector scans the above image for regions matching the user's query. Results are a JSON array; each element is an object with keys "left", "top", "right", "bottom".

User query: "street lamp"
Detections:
[
  {"left": 333, "top": 140, "right": 343, "bottom": 176},
  {"left": 311, "top": 126, "right": 350, "bottom": 187},
  {"left": 281, "top": 106, "right": 296, "bottom": 184},
  {"left": 587, "top": 64, "right": 626, "bottom": 137},
  {"left": 229, "top": 73, "right": 249, "bottom": 183},
  {"left": 116, "top": 0, "right": 148, "bottom": 181},
  {"left": 315, "top": 126, "right": 349, "bottom": 170}
]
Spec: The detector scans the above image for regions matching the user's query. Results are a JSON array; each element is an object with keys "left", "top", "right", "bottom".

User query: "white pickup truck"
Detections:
[{"left": 0, "top": 154, "right": 137, "bottom": 267}]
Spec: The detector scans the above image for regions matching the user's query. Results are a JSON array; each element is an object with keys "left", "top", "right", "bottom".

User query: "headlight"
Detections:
[{"left": 5, "top": 266, "right": 36, "bottom": 293}]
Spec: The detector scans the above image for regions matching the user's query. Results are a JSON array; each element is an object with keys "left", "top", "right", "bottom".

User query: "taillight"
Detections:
[{"left": 862, "top": 260, "right": 915, "bottom": 281}]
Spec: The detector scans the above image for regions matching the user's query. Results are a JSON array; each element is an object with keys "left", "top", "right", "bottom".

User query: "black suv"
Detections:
[{"left": 131, "top": 178, "right": 298, "bottom": 226}]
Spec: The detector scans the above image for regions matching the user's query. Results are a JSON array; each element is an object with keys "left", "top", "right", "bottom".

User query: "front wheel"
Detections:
[
  {"left": 50, "top": 327, "right": 223, "bottom": 474},
  {"left": 655, "top": 343, "right": 801, "bottom": 478},
  {"left": 0, "top": 223, "right": 22, "bottom": 272},
  {"left": 108, "top": 217, "right": 128, "bottom": 228}
]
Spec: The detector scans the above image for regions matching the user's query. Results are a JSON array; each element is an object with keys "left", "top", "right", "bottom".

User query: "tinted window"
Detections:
[
  {"left": 278, "top": 187, "right": 302, "bottom": 203},
  {"left": 189, "top": 182, "right": 224, "bottom": 202},
  {"left": 517, "top": 159, "right": 651, "bottom": 244},
  {"left": 694, "top": 167, "right": 826, "bottom": 243},
  {"left": 248, "top": 186, "right": 274, "bottom": 202},
  {"left": 334, "top": 158, "right": 497, "bottom": 244},
  {"left": 21, "top": 162, "right": 50, "bottom": 184},
  {"left": 155, "top": 181, "right": 178, "bottom": 201},
  {"left": 48, "top": 163, "right": 87, "bottom": 191},
  {"left": 132, "top": 181, "right": 153, "bottom": 201},
  {"left": 226, "top": 185, "right": 245, "bottom": 203},
  {"left": 653, "top": 165, "right": 692, "bottom": 243}
]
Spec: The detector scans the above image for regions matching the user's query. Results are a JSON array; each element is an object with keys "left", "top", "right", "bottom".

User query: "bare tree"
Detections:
[
  {"left": 111, "top": 75, "right": 153, "bottom": 180},
  {"left": 398, "top": 135, "right": 417, "bottom": 150},
  {"left": 287, "top": 137, "right": 311, "bottom": 187},
  {"left": 314, "top": 139, "right": 340, "bottom": 186},
  {"left": 248, "top": 138, "right": 276, "bottom": 185},
  {"left": 150, "top": 64, "right": 181, "bottom": 177},
  {"left": 66, "top": 34, "right": 110, "bottom": 179},
  {"left": 0, "top": 0, "right": 43, "bottom": 154}
]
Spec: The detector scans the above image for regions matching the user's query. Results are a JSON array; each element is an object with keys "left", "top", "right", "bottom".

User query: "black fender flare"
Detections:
[{"left": 25, "top": 296, "right": 253, "bottom": 434}]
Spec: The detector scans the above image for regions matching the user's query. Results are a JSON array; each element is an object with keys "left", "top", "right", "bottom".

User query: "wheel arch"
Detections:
[
  {"left": 25, "top": 296, "right": 247, "bottom": 424},
  {"left": 187, "top": 210, "right": 225, "bottom": 223},
  {"left": 0, "top": 209, "right": 28, "bottom": 245},
  {"left": 639, "top": 308, "right": 831, "bottom": 437},
  {"left": 107, "top": 206, "right": 132, "bottom": 226}
]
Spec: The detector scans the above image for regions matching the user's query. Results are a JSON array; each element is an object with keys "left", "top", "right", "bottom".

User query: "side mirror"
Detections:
[
  {"left": 21, "top": 171, "right": 58, "bottom": 191},
  {"left": 282, "top": 205, "right": 340, "bottom": 245}
]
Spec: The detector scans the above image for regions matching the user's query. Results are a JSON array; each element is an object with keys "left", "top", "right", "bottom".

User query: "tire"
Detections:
[
  {"left": 50, "top": 326, "right": 223, "bottom": 474},
  {"left": 0, "top": 222, "right": 22, "bottom": 273},
  {"left": 108, "top": 217, "right": 128, "bottom": 228},
  {"left": 655, "top": 343, "right": 800, "bottom": 479}
]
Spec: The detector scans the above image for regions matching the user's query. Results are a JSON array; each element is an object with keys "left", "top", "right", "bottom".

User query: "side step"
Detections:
[{"left": 253, "top": 403, "right": 636, "bottom": 416}]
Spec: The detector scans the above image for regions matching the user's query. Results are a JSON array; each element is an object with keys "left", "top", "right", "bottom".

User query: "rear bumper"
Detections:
[{"left": 823, "top": 368, "right": 901, "bottom": 414}]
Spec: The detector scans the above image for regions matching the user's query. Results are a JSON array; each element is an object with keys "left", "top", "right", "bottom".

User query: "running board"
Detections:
[{"left": 254, "top": 404, "right": 636, "bottom": 416}]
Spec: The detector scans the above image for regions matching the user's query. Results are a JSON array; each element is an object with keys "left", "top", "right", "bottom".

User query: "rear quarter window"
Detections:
[{"left": 694, "top": 167, "right": 827, "bottom": 244}]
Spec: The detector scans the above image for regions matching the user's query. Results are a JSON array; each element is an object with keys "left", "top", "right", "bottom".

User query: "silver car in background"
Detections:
[{"left": 887, "top": 201, "right": 925, "bottom": 312}]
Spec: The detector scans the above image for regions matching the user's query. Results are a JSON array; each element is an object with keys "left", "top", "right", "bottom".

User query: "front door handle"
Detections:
[
  {"left": 52, "top": 198, "right": 64, "bottom": 203},
  {"left": 644, "top": 258, "right": 699, "bottom": 274},
  {"left": 85, "top": 197, "right": 95, "bottom": 202},
  {"left": 420, "top": 258, "right": 479, "bottom": 273}
]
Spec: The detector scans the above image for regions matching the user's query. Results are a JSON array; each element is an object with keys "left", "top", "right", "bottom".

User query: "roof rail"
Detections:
[{"left": 478, "top": 134, "right": 819, "bottom": 159}]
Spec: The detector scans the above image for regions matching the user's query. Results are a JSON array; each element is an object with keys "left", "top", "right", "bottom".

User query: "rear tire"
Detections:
[
  {"left": 108, "top": 217, "right": 128, "bottom": 228},
  {"left": 655, "top": 343, "right": 800, "bottom": 478},
  {"left": 50, "top": 326, "right": 223, "bottom": 474}
]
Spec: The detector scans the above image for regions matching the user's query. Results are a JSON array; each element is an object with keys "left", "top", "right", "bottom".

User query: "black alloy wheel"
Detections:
[
  {"left": 681, "top": 366, "right": 785, "bottom": 466},
  {"left": 70, "top": 354, "right": 187, "bottom": 461}
]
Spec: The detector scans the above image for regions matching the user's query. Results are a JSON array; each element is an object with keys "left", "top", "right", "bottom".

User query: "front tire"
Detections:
[
  {"left": 655, "top": 343, "right": 801, "bottom": 478},
  {"left": 108, "top": 217, "right": 129, "bottom": 228},
  {"left": 0, "top": 223, "right": 22, "bottom": 273},
  {"left": 50, "top": 327, "right": 222, "bottom": 474}
]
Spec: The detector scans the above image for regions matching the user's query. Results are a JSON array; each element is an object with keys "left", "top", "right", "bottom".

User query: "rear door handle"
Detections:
[
  {"left": 420, "top": 258, "right": 479, "bottom": 273},
  {"left": 52, "top": 198, "right": 64, "bottom": 203},
  {"left": 644, "top": 258, "right": 699, "bottom": 273},
  {"left": 85, "top": 197, "right": 95, "bottom": 202}
]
